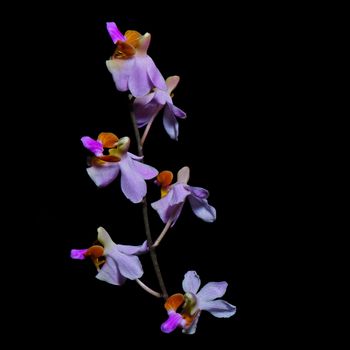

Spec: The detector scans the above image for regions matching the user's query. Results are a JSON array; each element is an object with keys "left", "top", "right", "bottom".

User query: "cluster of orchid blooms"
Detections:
[{"left": 71, "top": 21, "right": 236, "bottom": 334}]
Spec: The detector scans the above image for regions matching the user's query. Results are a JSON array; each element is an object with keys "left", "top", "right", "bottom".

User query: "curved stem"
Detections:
[
  {"left": 136, "top": 279, "right": 161, "bottom": 298},
  {"left": 130, "top": 110, "right": 168, "bottom": 299},
  {"left": 153, "top": 219, "right": 172, "bottom": 248},
  {"left": 141, "top": 114, "right": 157, "bottom": 146}
]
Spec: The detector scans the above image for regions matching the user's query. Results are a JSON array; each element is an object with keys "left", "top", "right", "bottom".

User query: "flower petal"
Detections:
[
  {"left": 166, "top": 75, "right": 180, "bottom": 94},
  {"left": 163, "top": 103, "right": 179, "bottom": 140},
  {"left": 133, "top": 92, "right": 159, "bottom": 127},
  {"left": 106, "top": 58, "right": 135, "bottom": 92},
  {"left": 70, "top": 249, "right": 88, "bottom": 260},
  {"left": 97, "top": 132, "right": 118, "bottom": 148},
  {"left": 197, "top": 299, "right": 236, "bottom": 318},
  {"left": 146, "top": 55, "right": 167, "bottom": 90},
  {"left": 81, "top": 136, "right": 103, "bottom": 156},
  {"left": 106, "top": 22, "right": 126, "bottom": 43},
  {"left": 86, "top": 163, "right": 120, "bottom": 188},
  {"left": 177, "top": 166, "right": 190, "bottom": 184},
  {"left": 119, "top": 155, "right": 146, "bottom": 203},
  {"left": 128, "top": 56, "right": 153, "bottom": 97},
  {"left": 130, "top": 159, "right": 158, "bottom": 180},
  {"left": 116, "top": 240, "right": 148, "bottom": 255},
  {"left": 182, "top": 271, "right": 201, "bottom": 294},
  {"left": 116, "top": 252, "right": 144, "bottom": 280},
  {"left": 187, "top": 186, "right": 209, "bottom": 199},
  {"left": 196, "top": 281, "right": 228, "bottom": 302},
  {"left": 97, "top": 226, "right": 114, "bottom": 249},
  {"left": 138, "top": 33, "right": 151, "bottom": 54},
  {"left": 188, "top": 195, "right": 216, "bottom": 222},
  {"left": 161, "top": 312, "right": 183, "bottom": 334},
  {"left": 171, "top": 104, "right": 186, "bottom": 119},
  {"left": 95, "top": 256, "right": 127, "bottom": 286},
  {"left": 151, "top": 183, "right": 190, "bottom": 224}
]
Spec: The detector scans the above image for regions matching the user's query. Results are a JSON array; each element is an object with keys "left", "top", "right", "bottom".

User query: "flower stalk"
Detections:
[{"left": 130, "top": 109, "right": 168, "bottom": 299}]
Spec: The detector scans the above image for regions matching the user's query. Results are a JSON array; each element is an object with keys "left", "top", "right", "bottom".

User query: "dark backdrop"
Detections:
[{"left": 16, "top": 4, "right": 290, "bottom": 345}]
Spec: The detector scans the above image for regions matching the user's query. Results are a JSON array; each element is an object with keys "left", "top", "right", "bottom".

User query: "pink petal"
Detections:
[
  {"left": 81, "top": 136, "right": 103, "bottom": 156},
  {"left": 106, "top": 22, "right": 126, "bottom": 43},
  {"left": 70, "top": 249, "right": 88, "bottom": 260},
  {"left": 86, "top": 163, "right": 120, "bottom": 188},
  {"left": 182, "top": 271, "right": 201, "bottom": 294},
  {"left": 161, "top": 312, "right": 184, "bottom": 334},
  {"left": 196, "top": 282, "right": 228, "bottom": 302},
  {"left": 119, "top": 156, "right": 147, "bottom": 203}
]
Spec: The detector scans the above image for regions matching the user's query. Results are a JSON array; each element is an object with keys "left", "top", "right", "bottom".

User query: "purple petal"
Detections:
[
  {"left": 182, "top": 271, "right": 201, "bottom": 294},
  {"left": 188, "top": 195, "right": 216, "bottom": 222},
  {"left": 130, "top": 159, "right": 158, "bottom": 180},
  {"left": 117, "top": 241, "right": 149, "bottom": 255},
  {"left": 151, "top": 183, "right": 190, "bottom": 224},
  {"left": 70, "top": 249, "right": 88, "bottom": 260},
  {"left": 146, "top": 56, "right": 167, "bottom": 90},
  {"left": 106, "top": 22, "right": 126, "bottom": 43},
  {"left": 196, "top": 282, "right": 228, "bottom": 302},
  {"left": 128, "top": 56, "right": 153, "bottom": 97},
  {"left": 153, "top": 89, "right": 170, "bottom": 105},
  {"left": 106, "top": 58, "right": 135, "bottom": 92},
  {"left": 171, "top": 104, "right": 186, "bottom": 119},
  {"left": 116, "top": 252, "right": 144, "bottom": 280},
  {"left": 161, "top": 312, "right": 184, "bottom": 334},
  {"left": 197, "top": 299, "right": 236, "bottom": 318},
  {"left": 81, "top": 136, "right": 103, "bottom": 156},
  {"left": 187, "top": 186, "right": 209, "bottom": 199},
  {"left": 96, "top": 256, "right": 127, "bottom": 286},
  {"left": 133, "top": 92, "right": 160, "bottom": 127},
  {"left": 86, "top": 163, "right": 120, "bottom": 188},
  {"left": 127, "top": 152, "right": 143, "bottom": 161},
  {"left": 119, "top": 155, "right": 147, "bottom": 203},
  {"left": 163, "top": 103, "right": 179, "bottom": 140}
]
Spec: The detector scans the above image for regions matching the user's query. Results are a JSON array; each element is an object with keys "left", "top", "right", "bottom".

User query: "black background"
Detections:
[{"left": 13, "top": 3, "right": 296, "bottom": 345}]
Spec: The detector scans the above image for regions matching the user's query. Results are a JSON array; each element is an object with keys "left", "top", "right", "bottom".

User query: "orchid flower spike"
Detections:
[
  {"left": 106, "top": 21, "right": 166, "bottom": 97},
  {"left": 81, "top": 132, "right": 158, "bottom": 203},
  {"left": 161, "top": 271, "right": 236, "bottom": 334},
  {"left": 71, "top": 227, "right": 149, "bottom": 285},
  {"left": 151, "top": 166, "right": 216, "bottom": 226}
]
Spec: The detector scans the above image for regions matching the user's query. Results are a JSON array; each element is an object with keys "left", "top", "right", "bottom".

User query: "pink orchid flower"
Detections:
[
  {"left": 133, "top": 76, "right": 186, "bottom": 140},
  {"left": 151, "top": 166, "right": 216, "bottom": 226},
  {"left": 81, "top": 132, "right": 158, "bottom": 203},
  {"left": 71, "top": 227, "right": 148, "bottom": 286},
  {"left": 106, "top": 22, "right": 166, "bottom": 97},
  {"left": 161, "top": 271, "right": 236, "bottom": 334}
]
